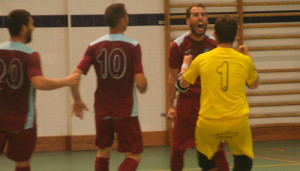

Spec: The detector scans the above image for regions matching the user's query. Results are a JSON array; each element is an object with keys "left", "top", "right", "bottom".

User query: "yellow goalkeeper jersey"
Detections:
[{"left": 183, "top": 47, "right": 257, "bottom": 119}]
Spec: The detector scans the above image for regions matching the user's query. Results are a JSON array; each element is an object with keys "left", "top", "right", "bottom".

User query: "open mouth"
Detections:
[{"left": 197, "top": 23, "right": 204, "bottom": 29}]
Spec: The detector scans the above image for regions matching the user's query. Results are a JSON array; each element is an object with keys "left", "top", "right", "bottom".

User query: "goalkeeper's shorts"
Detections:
[{"left": 195, "top": 116, "right": 254, "bottom": 159}]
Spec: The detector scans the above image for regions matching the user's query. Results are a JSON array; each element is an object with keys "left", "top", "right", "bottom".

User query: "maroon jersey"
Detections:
[
  {"left": 168, "top": 32, "right": 216, "bottom": 95},
  {"left": 77, "top": 34, "right": 144, "bottom": 118},
  {"left": 0, "top": 41, "right": 42, "bottom": 131}
]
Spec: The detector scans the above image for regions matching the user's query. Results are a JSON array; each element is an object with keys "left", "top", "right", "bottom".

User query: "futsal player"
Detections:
[
  {"left": 70, "top": 3, "right": 147, "bottom": 171},
  {"left": 0, "top": 9, "right": 80, "bottom": 171},
  {"left": 177, "top": 15, "right": 259, "bottom": 171},
  {"left": 167, "top": 4, "right": 229, "bottom": 171}
]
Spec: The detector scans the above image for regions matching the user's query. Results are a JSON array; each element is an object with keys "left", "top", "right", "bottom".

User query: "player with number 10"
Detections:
[{"left": 70, "top": 3, "right": 147, "bottom": 171}]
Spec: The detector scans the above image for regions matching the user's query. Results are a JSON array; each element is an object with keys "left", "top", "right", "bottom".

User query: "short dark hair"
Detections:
[
  {"left": 214, "top": 15, "right": 237, "bottom": 44},
  {"left": 7, "top": 9, "right": 31, "bottom": 37},
  {"left": 104, "top": 3, "right": 127, "bottom": 28},
  {"left": 186, "top": 3, "right": 206, "bottom": 18}
]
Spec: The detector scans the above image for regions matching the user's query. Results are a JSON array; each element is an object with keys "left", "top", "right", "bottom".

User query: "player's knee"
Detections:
[
  {"left": 125, "top": 152, "right": 141, "bottom": 163},
  {"left": 233, "top": 155, "right": 252, "bottom": 171},
  {"left": 197, "top": 151, "right": 217, "bottom": 171},
  {"left": 97, "top": 147, "right": 112, "bottom": 158},
  {"left": 16, "top": 159, "right": 30, "bottom": 167}
]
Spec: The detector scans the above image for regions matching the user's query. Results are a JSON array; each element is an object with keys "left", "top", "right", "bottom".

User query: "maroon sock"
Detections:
[
  {"left": 170, "top": 150, "right": 185, "bottom": 171},
  {"left": 118, "top": 158, "right": 138, "bottom": 171},
  {"left": 214, "top": 145, "right": 229, "bottom": 171},
  {"left": 95, "top": 157, "right": 109, "bottom": 171},
  {"left": 15, "top": 166, "right": 30, "bottom": 171}
]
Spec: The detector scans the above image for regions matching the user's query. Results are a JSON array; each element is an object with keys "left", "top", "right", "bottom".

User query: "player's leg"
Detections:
[
  {"left": 170, "top": 114, "right": 186, "bottom": 171},
  {"left": 95, "top": 116, "right": 114, "bottom": 171},
  {"left": 95, "top": 147, "right": 112, "bottom": 171},
  {"left": 118, "top": 152, "right": 142, "bottom": 171},
  {"left": 15, "top": 160, "right": 31, "bottom": 171},
  {"left": 226, "top": 116, "right": 254, "bottom": 171},
  {"left": 171, "top": 95, "right": 198, "bottom": 171},
  {"left": 114, "top": 117, "right": 143, "bottom": 171},
  {"left": 214, "top": 141, "right": 229, "bottom": 171},
  {"left": 195, "top": 118, "right": 222, "bottom": 171},
  {"left": 198, "top": 142, "right": 229, "bottom": 171},
  {"left": 6, "top": 127, "right": 37, "bottom": 171},
  {"left": 0, "top": 131, "right": 7, "bottom": 154},
  {"left": 170, "top": 150, "right": 185, "bottom": 171},
  {"left": 233, "top": 155, "right": 252, "bottom": 171},
  {"left": 197, "top": 151, "right": 217, "bottom": 171}
]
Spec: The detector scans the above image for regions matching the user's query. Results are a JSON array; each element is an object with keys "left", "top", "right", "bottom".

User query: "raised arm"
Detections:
[
  {"left": 238, "top": 44, "right": 259, "bottom": 89},
  {"left": 247, "top": 76, "right": 259, "bottom": 89},
  {"left": 176, "top": 54, "right": 193, "bottom": 92}
]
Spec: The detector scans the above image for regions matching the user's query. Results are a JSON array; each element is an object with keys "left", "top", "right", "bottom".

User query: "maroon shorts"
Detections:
[
  {"left": 95, "top": 116, "right": 143, "bottom": 154},
  {"left": 172, "top": 94, "right": 200, "bottom": 151},
  {"left": 0, "top": 127, "right": 37, "bottom": 162}
]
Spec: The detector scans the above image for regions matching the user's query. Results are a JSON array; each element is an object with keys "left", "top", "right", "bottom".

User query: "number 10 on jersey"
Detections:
[{"left": 96, "top": 48, "right": 127, "bottom": 79}]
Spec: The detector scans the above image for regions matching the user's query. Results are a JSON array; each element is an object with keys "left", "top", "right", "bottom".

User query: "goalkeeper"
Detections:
[{"left": 176, "top": 15, "right": 259, "bottom": 171}]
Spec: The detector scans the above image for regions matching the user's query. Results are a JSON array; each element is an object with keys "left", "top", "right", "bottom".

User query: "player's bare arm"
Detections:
[
  {"left": 70, "top": 68, "right": 89, "bottom": 119},
  {"left": 247, "top": 76, "right": 259, "bottom": 89},
  {"left": 167, "top": 68, "right": 179, "bottom": 120},
  {"left": 175, "top": 54, "right": 193, "bottom": 93},
  {"left": 181, "top": 54, "right": 193, "bottom": 72},
  {"left": 134, "top": 73, "right": 147, "bottom": 94},
  {"left": 238, "top": 44, "right": 260, "bottom": 89},
  {"left": 238, "top": 44, "right": 250, "bottom": 56},
  {"left": 70, "top": 68, "right": 83, "bottom": 101},
  {"left": 30, "top": 72, "right": 80, "bottom": 90},
  {"left": 180, "top": 76, "right": 191, "bottom": 89},
  {"left": 168, "top": 54, "right": 193, "bottom": 119},
  {"left": 175, "top": 73, "right": 191, "bottom": 93}
]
